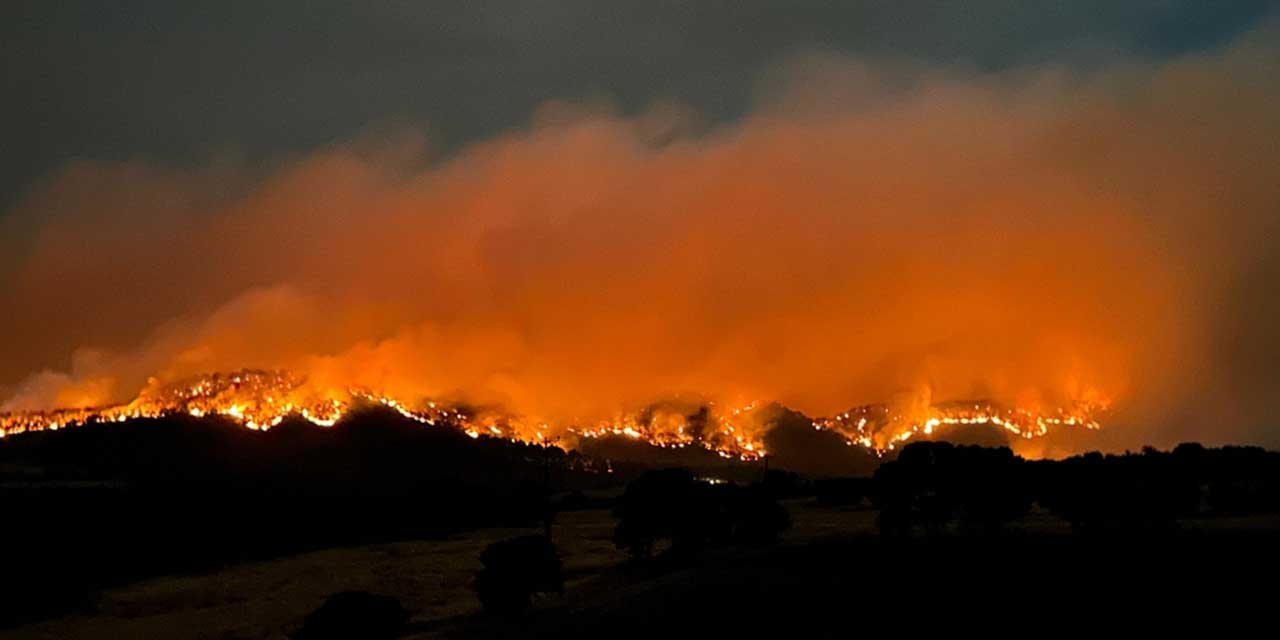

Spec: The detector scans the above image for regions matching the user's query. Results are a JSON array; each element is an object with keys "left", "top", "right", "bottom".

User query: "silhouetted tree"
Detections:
[
  {"left": 474, "top": 535, "right": 563, "bottom": 616},
  {"left": 874, "top": 442, "right": 1031, "bottom": 536},
  {"left": 951, "top": 446, "right": 1032, "bottom": 533},
  {"left": 1201, "top": 446, "right": 1280, "bottom": 514},
  {"left": 612, "top": 468, "right": 714, "bottom": 560},
  {"left": 612, "top": 468, "right": 790, "bottom": 560},
  {"left": 1035, "top": 447, "right": 1200, "bottom": 533}
]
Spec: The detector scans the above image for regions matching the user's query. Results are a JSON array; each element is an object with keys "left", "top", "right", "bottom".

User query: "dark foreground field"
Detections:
[
  {"left": 4, "top": 414, "right": 1280, "bottom": 638},
  {"left": 5, "top": 501, "right": 1279, "bottom": 639}
]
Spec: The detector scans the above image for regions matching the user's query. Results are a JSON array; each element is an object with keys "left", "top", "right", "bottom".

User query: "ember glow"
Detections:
[
  {"left": 2, "top": 21, "right": 1277, "bottom": 454},
  {"left": 812, "top": 398, "right": 1106, "bottom": 454},
  {"left": 0, "top": 368, "right": 1108, "bottom": 459}
]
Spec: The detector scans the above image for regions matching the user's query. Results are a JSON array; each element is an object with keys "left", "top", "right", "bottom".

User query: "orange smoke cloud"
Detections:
[{"left": 2, "top": 26, "right": 1278, "bottom": 453}]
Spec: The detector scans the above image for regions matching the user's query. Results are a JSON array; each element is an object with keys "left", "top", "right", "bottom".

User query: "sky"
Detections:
[
  {"left": 3, "top": 1, "right": 1274, "bottom": 209},
  {"left": 2, "top": 2, "right": 1279, "bottom": 452}
]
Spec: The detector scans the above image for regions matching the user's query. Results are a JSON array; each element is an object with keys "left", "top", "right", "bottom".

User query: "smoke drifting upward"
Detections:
[{"left": 2, "top": 25, "right": 1278, "bottom": 454}]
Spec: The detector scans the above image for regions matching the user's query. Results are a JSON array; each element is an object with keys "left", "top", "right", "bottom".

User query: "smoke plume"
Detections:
[{"left": 3, "top": 24, "right": 1278, "bottom": 453}]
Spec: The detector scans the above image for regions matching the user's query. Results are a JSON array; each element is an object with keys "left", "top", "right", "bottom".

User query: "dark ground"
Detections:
[
  {"left": 4, "top": 414, "right": 1280, "bottom": 637},
  {"left": 5, "top": 499, "right": 1277, "bottom": 638},
  {"left": 450, "top": 516, "right": 1279, "bottom": 638}
]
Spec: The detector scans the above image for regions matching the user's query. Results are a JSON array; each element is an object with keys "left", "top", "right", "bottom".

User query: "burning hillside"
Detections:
[
  {"left": 0, "top": 369, "right": 1106, "bottom": 459},
  {"left": 4, "top": 27, "right": 1276, "bottom": 454},
  {"left": 811, "top": 398, "right": 1105, "bottom": 453}
]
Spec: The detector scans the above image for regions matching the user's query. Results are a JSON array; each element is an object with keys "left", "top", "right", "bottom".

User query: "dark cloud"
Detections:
[{"left": 2, "top": 1, "right": 1275, "bottom": 210}]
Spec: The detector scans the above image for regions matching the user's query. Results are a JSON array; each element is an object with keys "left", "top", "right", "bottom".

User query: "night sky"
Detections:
[{"left": 4, "top": 1, "right": 1274, "bottom": 209}]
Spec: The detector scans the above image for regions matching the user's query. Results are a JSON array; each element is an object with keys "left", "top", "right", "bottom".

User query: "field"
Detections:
[
  {"left": 4, "top": 499, "right": 859, "bottom": 639},
  {"left": 9, "top": 498, "right": 1278, "bottom": 639}
]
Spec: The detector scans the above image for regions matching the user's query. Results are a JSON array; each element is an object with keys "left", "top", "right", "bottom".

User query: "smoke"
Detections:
[{"left": 2, "top": 25, "right": 1278, "bottom": 451}]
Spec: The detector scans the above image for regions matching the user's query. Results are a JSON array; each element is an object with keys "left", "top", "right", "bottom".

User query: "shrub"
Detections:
[{"left": 474, "top": 535, "right": 563, "bottom": 615}]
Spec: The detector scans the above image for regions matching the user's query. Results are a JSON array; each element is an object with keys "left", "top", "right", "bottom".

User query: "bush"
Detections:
[
  {"left": 613, "top": 468, "right": 790, "bottom": 561},
  {"left": 474, "top": 535, "right": 563, "bottom": 615},
  {"left": 612, "top": 469, "right": 709, "bottom": 560}
]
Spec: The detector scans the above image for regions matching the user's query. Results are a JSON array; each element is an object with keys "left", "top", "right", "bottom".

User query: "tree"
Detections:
[
  {"left": 873, "top": 442, "right": 1031, "bottom": 536},
  {"left": 612, "top": 468, "right": 791, "bottom": 560},
  {"left": 612, "top": 468, "right": 714, "bottom": 560},
  {"left": 474, "top": 535, "right": 563, "bottom": 616}
]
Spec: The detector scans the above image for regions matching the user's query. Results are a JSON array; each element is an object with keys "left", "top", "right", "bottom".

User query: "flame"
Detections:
[
  {"left": 810, "top": 397, "right": 1106, "bottom": 455},
  {"left": 0, "top": 368, "right": 1106, "bottom": 459}
]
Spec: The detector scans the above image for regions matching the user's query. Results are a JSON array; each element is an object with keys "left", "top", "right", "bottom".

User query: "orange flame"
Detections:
[{"left": 0, "top": 368, "right": 1106, "bottom": 460}]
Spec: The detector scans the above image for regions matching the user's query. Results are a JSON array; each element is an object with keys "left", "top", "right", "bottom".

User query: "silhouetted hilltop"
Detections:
[
  {"left": 0, "top": 408, "right": 614, "bottom": 627},
  {"left": 0, "top": 407, "right": 614, "bottom": 496},
  {"left": 762, "top": 406, "right": 880, "bottom": 477}
]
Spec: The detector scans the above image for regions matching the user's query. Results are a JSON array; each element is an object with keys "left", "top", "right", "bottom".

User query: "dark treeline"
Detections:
[
  {"left": 612, "top": 468, "right": 791, "bottom": 562},
  {"left": 459, "top": 444, "right": 1280, "bottom": 636},
  {"left": 587, "top": 439, "right": 1280, "bottom": 554},
  {"left": 867, "top": 441, "right": 1280, "bottom": 535},
  {"left": 467, "top": 467, "right": 792, "bottom": 624}
]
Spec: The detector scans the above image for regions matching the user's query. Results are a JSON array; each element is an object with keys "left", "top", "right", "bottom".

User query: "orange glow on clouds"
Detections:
[{"left": 1, "top": 25, "right": 1278, "bottom": 455}]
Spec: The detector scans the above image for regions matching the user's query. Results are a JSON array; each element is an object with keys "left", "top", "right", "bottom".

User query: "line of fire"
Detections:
[{"left": 0, "top": 368, "right": 1106, "bottom": 459}]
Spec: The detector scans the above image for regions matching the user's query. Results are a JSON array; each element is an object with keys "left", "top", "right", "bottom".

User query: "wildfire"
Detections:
[
  {"left": 568, "top": 400, "right": 768, "bottom": 461},
  {"left": 811, "top": 398, "right": 1107, "bottom": 454},
  {"left": 0, "top": 369, "right": 1105, "bottom": 459}
]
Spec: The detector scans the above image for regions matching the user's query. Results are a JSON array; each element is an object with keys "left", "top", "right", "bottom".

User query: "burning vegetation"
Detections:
[
  {"left": 0, "top": 368, "right": 1107, "bottom": 458},
  {"left": 812, "top": 398, "right": 1106, "bottom": 453},
  {"left": 1, "top": 23, "right": 1278, "bottom": 457}
]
